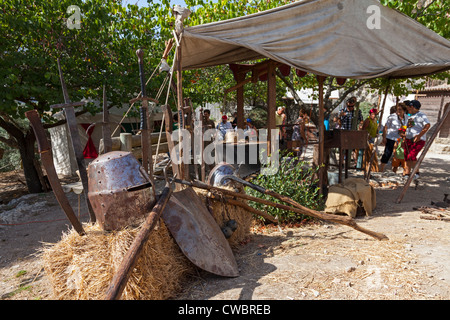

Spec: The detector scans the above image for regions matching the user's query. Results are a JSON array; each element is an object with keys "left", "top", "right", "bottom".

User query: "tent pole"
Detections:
[
  {"left": 267, "top": 60, "right": 277, "bottom": 155},
  {"left": 365, "top": 83, "right": 390, "bottom": 181},
  {"left": 175, "top": 40, "right": 186, "bottom": 180},
  {"left": 236, "top": 71, "right": 245, "bottom": 130},
  {"left": 317, "top": 75, "right": 325, "bottom": 196},
  {"left": 172, "top": 6, "right": 191, "bottom": 181}
]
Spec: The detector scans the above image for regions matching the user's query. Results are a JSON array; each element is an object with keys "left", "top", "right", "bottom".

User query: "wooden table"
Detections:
[{"left": 324, "top": 130, "right": 368, "bottom": 183}]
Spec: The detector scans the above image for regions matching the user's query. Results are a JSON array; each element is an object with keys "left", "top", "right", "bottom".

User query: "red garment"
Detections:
[
  {"left": 80, "top": 124, "right": 98, "bottom": 159},
  {"left": 404, "top": 139, "right": 425, "bottom": 162}
]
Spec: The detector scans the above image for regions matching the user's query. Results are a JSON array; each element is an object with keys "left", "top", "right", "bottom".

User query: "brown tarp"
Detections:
[{"left": 180, "top": 0, "right": 450, "bottom": 79}]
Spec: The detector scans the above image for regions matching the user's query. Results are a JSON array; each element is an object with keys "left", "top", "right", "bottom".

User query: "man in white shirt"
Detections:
[
  {"left": 404, "top": 100, "right": 430, "bottom": 180},
  {"left": 379, "top": 103, "right": 408, "bottom": 172},
  {"left": 216, "top": 115, "right": 233, "bottom": 140}
]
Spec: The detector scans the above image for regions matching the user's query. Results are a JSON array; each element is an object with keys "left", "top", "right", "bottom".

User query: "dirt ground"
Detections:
[{"left": 1, "top": 151, "right": 449, "bottom": 300}]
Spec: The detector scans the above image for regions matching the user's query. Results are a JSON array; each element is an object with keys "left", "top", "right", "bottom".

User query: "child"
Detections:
[{"left": 392, "top": 126, "right": 407, "bottom": 174}]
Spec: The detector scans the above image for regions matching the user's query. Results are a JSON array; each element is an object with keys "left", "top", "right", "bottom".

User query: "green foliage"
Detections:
[
  {"left": 0, "top": 144, "right": 21, "bottom": 172},
  {"left": 0, "top": 0, "right": 170, "bottom": 122},
  {"left": 181, "top": 0, "right": 449, "bottom": 123},
  {"left": 246, "top": 155, "right": 324, "bottom": 223},
  {"left": 381, "top": 0, "right": 450, "bottom": 39},
  {"left": 181, "top": 0, "right": 293, "bottom": 110}
]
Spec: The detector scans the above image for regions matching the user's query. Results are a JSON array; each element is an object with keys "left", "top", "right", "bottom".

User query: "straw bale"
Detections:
[
  {"left": 41, "top": 220, "right": 194, "bottom": 300},
  {"left": 193, "top": 186, "right": 254, "bottom": 248}
]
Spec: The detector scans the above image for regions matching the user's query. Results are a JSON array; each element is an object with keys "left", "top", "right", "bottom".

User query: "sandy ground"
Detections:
[{"left": 0, "top": 151, "right": 449, "bottom": 300}]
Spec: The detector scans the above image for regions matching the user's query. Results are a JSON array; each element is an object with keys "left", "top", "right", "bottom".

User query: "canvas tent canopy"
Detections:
[
  {"left": 173, "top": 0, "right": 450, "bottom": 190},
  {"left": 180, "top": 0, "right": 450, "bottom": 80}
]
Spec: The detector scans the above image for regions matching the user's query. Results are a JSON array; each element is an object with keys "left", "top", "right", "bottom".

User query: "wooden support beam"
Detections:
[
  {"left": 236, "top": 72, "right": 245, "bottom": 130},
  {"left": 317, "top": 75, "right": 325, "bottom": 196},
  {"left": 155, "top": 175, "right": 389, "bottom": 241},
  {"left": 267, "top": 60, "right": 277, "bottom": 154},
  {"left": 225, "top": 60, "right": 283, "bottom": 94},
  {"left": 365, "top": 85, "right": 390, "bottom": 181},
  {"left": 104, "top": 180, "right": 174, "bottom": 300}
]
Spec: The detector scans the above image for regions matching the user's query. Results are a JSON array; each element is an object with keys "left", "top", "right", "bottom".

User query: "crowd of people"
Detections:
[
  {"left": 180, "top": 109, "right": 258, "bottom": 142},
  {"left": 334, "top": 97, "right": 430, "bottom": 181},
  {"left": 174, "top": 96, "right": 430, "bottom": 181}
]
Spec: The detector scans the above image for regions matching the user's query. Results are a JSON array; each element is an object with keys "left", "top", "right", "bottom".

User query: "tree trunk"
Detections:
[{"left": 18, "top": 130, "right": 44, "bottom": 194}]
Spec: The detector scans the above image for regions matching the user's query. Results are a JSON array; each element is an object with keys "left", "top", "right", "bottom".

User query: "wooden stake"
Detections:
[
  {"left": 176, "top": 36, "right": 186, "bottom": 180},
  {"left": 154, "top": 175, "right": 389, "bottom": 241},
  {"left": 316, "top": 75, "right": 325, "bottom": 195},
  {"left": 267, "top": 60, "right": 277, "bottom": 155},
  {"left": 365, "top": 84, "right": 390, "bottom": 180},
  {"left": 104, "top": 180, "right": 174, "bottom": 300},
  {"left": 236, "top": 71, "right": 245, "bottom": 130},
  {"left": 207, "top": 193, "right": 278, "bottom": 223}
]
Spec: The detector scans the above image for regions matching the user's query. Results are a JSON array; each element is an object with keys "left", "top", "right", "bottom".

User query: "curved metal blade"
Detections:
[{"left": 162, "top": 187, "right": 238, "bottom": 277}]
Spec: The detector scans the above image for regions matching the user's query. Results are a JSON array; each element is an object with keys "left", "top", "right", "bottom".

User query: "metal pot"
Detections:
[
  {"left": 87, "top": 151, "right": 155, "bottom": 231},
  {"left": 207, "top": 162, "right": 235, "bottom": 186}
]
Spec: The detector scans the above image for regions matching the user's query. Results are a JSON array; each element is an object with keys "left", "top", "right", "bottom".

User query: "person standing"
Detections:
[
  {"left": 332, "top": 115, "right": 341, "bottom": 129},
  {"left": 339, "top": 97, "right": 363, "bottom": 130},
  {"left": 379, "top": 103, "right": 408, "bottom": 172},
  {"left": 231, "top": 112, "right": 238, "bottom": 129},
  {"left": 275, "top": 106, "right": 287, "bottom": 145},
  {"left": 339, "top": 97, "right": 363, "bottom": 166},
  {"left": 243, "top": 118, "right": 258, "bottom": 139},
  {"left": 391, "top": 126, "right": 407, "bottom": 174},
  {"left": 216, "top": 115, "right": 233, "bottom": 140},
  {"left": 362, "top": 108, "right": 378, "bottom": 143},
  {"left": 403, "top": 100, "right": 430, "bottom": 180},
  {"left": 361, "top": 108, "right": 379, "bottom": 171},
  {"left": 291, "top": 110, "right": 308, "bottom": 157},
  {"left": 202, "top": 109, "right": 215, "bottom": 130}
]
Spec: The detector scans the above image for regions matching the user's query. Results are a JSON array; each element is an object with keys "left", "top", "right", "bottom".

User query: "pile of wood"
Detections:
[{"left": 414, "top": 206, "right": 450, "bottom": 222}]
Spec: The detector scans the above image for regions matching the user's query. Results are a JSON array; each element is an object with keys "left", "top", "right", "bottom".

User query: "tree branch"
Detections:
[
  {"left": 43, "top": 108, "right": 91, "bottom": 129},
  {"left": 0, "top": 134, "right": 18, "bottom": 148},
  {"left": 276, "top": 70, "right": 305, "bottom": 106},
  {"left": 331, "top": 79, "right": 371, "bottom": 110},
  {"left": 0, "top": 114, "right": 25, "bottom": 147},
  {"left": 414, "top": 0, "right": 438, "bottom": 20}
]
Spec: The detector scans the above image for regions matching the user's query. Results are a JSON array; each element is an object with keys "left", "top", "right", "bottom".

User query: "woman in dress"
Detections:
[{"left": 291, "top": 109, "right": 308, "bottom": 157}]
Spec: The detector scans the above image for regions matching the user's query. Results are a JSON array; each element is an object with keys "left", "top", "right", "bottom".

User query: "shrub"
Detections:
[{"left": 245, "top": 155, "right": 324, "bottom": 223}]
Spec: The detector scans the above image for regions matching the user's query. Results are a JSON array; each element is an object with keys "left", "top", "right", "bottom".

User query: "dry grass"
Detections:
[
  {"left": 40, "top": 187, "right": 255, "bottom": 300},
  {"left": 193, "top": 186, "right": 254, "bottom": 248},
  {"left": 41, "top": 221, "right": 194, "bottom": 300},
  {"left": 244, "top": 225, "right": 439, "bottom": 300}
]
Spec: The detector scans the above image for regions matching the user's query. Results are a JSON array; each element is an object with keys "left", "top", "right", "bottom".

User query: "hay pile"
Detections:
[
  {"left": 193, "top": 186, "right": 254, "bottom": 248},
  {"left": 41, "top": 220, "right": 194, "bottom": 300},
  {"left": 41, "top": 185, "right": 255, "bottom": 300}
]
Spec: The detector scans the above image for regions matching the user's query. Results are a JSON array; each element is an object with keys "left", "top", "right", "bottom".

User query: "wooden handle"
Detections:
[
  {"left": 162, "top": 39, "right": 174, "bottom": 60},
  {"left": 104, "top": 181, "right": 173, "bottom": 300},
  {"left": 136, "top": 49, "right": 144, "bottom": 64},
  {"left": 25, "top": 110, "right": 51, "bottom": 153}
]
